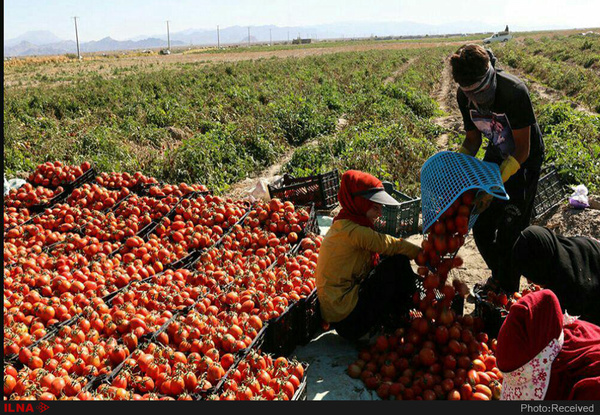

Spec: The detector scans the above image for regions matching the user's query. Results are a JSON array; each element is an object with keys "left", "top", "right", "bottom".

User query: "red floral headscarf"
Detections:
[
  {"left": 497, "top": 289, "right": 600, "bottom": 400},
  {"left": 333, "top": 170, "right": 382, "bottom": 229}
]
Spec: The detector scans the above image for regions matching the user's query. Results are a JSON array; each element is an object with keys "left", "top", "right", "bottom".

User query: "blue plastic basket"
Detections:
[{"left": 420, "top": 151, "right": 509, "bottom": 234}]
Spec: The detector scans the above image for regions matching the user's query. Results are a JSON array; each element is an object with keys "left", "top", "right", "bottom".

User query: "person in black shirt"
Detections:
[
  {"left": 450, "top": 44, "right": 545, "bottom": 287},
  {"left": 507, "top": 226, "right": 600, "bottom": 325}
]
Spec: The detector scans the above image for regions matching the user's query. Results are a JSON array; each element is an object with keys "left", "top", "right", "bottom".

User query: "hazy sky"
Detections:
[{"left": 5, "top": 0, "right": 600, "bottom": 41}]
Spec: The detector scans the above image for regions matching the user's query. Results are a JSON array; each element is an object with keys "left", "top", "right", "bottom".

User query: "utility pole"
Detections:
[
  {"left": 287, "top": 30, "right": 290, "bottom": 43},
  {"left": 217, "top": 25, "right": 220, "bottom": 48},
  {"left": 269, "top": 29, "right": 272, "bottom": 46},
  {"left": 166, "top": 20, "right": 171, "bottom": 51},
  {"left": 247, "top": 27, "right": 250, "bottom": 47},
  {"left": 73, "top": 16, "right": 81, "bottom": 59}
]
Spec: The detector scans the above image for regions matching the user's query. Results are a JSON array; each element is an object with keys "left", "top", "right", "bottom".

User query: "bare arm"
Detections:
[
  {"left": 512, "top": 126, "right": 531, "bottom": 164},
  {"left": 461, "top": 129, "right": 483, "bottom": 156}
]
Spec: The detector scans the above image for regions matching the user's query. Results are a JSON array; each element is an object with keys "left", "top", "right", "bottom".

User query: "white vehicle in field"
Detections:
[{"left": 484, "top": 27, "right": 513, "bottom": 44}]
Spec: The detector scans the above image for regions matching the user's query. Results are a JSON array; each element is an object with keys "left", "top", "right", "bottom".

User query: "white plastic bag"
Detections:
[
  {"left": 4, "top": 175, "right": 26, "bottom": 196},
  {"left": 569, "top": 184, "right": 589, "bottom": 209},
  {"left": 248, "top": 179, "right": 271, "bottom": 203}
]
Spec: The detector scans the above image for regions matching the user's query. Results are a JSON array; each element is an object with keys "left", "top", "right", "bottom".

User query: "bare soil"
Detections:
[
  {"left": 533, "top": 202, "right": 600, "bottom": 239},
  {"left": 224, "top": 115, "right": 348, "bottom": 201},
  {"left": 383, "top": 57, "right": 416, "bottom": 85},
  {"left": 433, "top": 56, "right": 462, "bottom": 150},
  {"left": 500, "top": 65, "right": 594, "bottom": 114},
  {"left": 224, "top": 147, "right": 296, "bottom": 201}
]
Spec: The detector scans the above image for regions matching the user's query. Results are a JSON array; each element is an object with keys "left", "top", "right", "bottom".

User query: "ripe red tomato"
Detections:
[
  {"left": 435, "top": 326, "right": 449, "bottom": 345},
  {"left": 419, "top": 348, "right": 436, "bottom": 366}
]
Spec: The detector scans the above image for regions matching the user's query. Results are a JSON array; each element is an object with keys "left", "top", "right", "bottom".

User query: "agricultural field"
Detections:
[
  {"left": 4, "top": 45, "right": 454, "bottom": 197},
  {"left": 3, "top": 30, "right": 600, "bottom": 401},
  {"left": 489, "top": 34, "right": 600, "bottom": 192},
  {"left": 493, "top": 34, "right": 600, "bottom": 113},
  {"left": 5, "top": 31, "right": 599, "bottom": 196}
]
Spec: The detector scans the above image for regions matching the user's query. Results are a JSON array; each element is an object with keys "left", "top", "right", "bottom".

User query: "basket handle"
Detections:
[
  {"left": 481, "top": 185, "right": 510, "bottom": 200},
  {"left": 382, "top": 181, "right": 394, "bottom": 193}
]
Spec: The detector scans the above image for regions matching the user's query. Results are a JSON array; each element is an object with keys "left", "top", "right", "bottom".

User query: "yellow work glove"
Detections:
[
  {"left": 500, "top": 155, "right": 521, "bottom": 183},
  {"left": 397, "top": 240, "right": 422, "bottom": 260},
  {"left": 458, "top": 145, "right": 472, "bottom": 156}
]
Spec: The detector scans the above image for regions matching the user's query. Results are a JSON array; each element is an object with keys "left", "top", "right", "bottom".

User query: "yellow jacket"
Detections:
[{"left": 316, "top": 219, "right": 420, "bottom": 323}]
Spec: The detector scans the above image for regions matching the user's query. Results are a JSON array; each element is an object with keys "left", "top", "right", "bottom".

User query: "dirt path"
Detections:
[
  {"left": 427, "top": 56, "right": 494, "bottom": 312},
  {"left": 224, "top": 147, "right": 296, "bottom": 201},
  {"left": 224, "top": 117, "right": 347, "bottom": 200},
  {"left": 433, "top": 57, "right": 462, "bottom": 150},
  {"left": 501, "top": 65, "right": 595, "bottom": 114},
  {"left": 383, "top": 57, "right": 416, "bottom": 85}
]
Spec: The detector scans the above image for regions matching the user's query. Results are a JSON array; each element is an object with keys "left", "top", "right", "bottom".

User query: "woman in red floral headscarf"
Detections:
[
  {"left": 316, "top": 170, "right": 422, "bottom": 340},
  {"left": 496, "top": 289, "right": 600, "bottom": 400}
]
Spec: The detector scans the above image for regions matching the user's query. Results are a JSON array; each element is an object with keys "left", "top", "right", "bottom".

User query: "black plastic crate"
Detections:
[
  {"left": 26, "top": 165, "right": 96, "bottom": 190},
  {"left": 268, "top": 170, "right": 340, "bottom": 210},
  {"left": 71, "top": 166, "right": 98, "bottom": 189},
  {"left": 302, "top": 203, "right": 320, "bottom": 237},
  {"left": 245, "top": 324, "right": 268, "bottom": 353},
  {"left": 532, "top": 165, "right": 566, "bottom": 218},
  {"left": 291, "top": 362, "right": 309, "bottom": 401},
  {"left": 18, "top": 168, "right": 96, "bottom": 214},
  {"left": 167, "top": 250, "right": 202, "bottom": 271},
  {"left": 374, "top": 182, "right": 420, "bottom": 238},
  {"left": 27, "top": 187, "right": 73, "bottom": 214},
  {"left": 261, "top": 301, "right": 303, "bottom": 357},
  {"left": 298, "top": 288, "right": 322, "bottom": 346}
]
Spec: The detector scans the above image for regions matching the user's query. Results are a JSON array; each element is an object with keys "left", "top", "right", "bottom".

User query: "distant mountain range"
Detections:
[
  {"left": 4, "top": 21, "right": 574, "bottom": 57},
  {"left": 4, "top": 35, "right": 184, "bottom": 57}
]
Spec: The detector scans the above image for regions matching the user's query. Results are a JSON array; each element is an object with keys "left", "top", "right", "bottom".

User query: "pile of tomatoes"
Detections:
[
  {"left": 4, "top": 183, "right": 65, "bottom": 209},
  {"left": 209, "top": 350, "right": 306, "bottom": 400},
  {"left": 415, "top": 190, "right": 476, "bottom": 274},
  {"left": 482, "top": 283, "right": 543, "bottom": 312},
  {"left": 347, "top": 312, "right": 503, "bottom": 400},
  {"left": 67, "top": 184, "right": 130, "bottom": 211},
  {"left": 27, "top": 161, "right": 91, "bottom": 188},
  {"left": 95, "top": 172, "right": 158, "bottom": 190},
  {"left": 4, "top": 207, "right": 31, "bottom": 232},
  {"left": 145, "top": 183, "right": 208, "bottom": 199},
  {"left": 4, "top": 162, "right": 317, "bottom": 401},
  {"left": 347, "top": 189, "right": 507, "bottom": 400}
]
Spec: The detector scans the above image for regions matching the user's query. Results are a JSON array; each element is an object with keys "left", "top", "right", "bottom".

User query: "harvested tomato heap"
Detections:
[
  {"left": 4, "top": 183, "right": 65, "bottom": 209},
  {"left": 28, "top": 161, "right": 91, "bottom": 188},
  {"left": 4, "top": 207, "right": 32, "bottom": 232},
  {"left": 483, "top": 283, "right": 543, "bottom": 312},
  {"left": 210, "top": 350, "right": 306, "bottom": 400},
  {"left": 347, "top": 189, "right": 508, "bottom": 400},
  {"left": 348, "top": 316, "right": 503, "bottom": 400},
  {"left": 4, "top": 161, "right": 316, "bottom": 401},
  {"left": 95, "top": 172, "right": 158, "bottom": 190}
]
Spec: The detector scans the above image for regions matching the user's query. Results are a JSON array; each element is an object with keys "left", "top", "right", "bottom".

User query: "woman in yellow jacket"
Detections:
[{"left": 316, "top": 170, "right": 422, "bottom": 340}]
